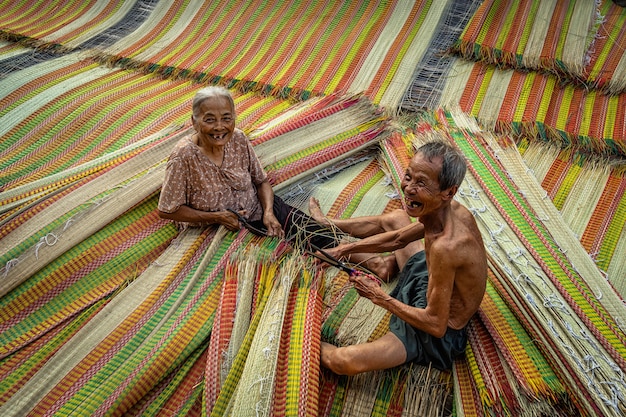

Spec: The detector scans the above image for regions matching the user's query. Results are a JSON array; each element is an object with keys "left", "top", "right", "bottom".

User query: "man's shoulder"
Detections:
[
  {"left": 431, "top": 218, "right": 484, "bottom": 263},
  {"left": 451, "top": 200, "right": 474, "bottom": 219}
]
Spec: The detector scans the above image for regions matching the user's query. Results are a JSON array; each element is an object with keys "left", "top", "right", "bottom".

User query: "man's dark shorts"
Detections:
[{"left": 389, "top": 250, "right": 467, "bottom": 371}]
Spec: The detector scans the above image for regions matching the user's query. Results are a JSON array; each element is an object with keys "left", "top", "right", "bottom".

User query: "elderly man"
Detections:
[{"left": 309, "top": 140, "right": 487, "bottom": 373}]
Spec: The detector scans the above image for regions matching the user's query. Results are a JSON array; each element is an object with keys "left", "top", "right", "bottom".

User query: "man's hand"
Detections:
[
  {"left": 263, "top": 211, "right": 284, "bottom": 238},
  {"left": 317, "top": 244, "right": 346, "bottom": 260},
  {"left": 349, "top": 272, "right": 388, "bottom": 303}
]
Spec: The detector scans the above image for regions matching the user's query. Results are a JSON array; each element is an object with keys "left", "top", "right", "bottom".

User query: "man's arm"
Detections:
[
  {"left": 329, "top": 221, "right": 425, "bottom": 259},
  {"left": 349, "top": 244, "right": 454, "bottom": 338}
]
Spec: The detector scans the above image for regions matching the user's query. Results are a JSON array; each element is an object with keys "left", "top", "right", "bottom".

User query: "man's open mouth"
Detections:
[{"left": 406, "top": 199, "right": 422, "bottom": 209}]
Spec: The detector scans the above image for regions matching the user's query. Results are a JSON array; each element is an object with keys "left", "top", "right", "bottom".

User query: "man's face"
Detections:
[
  {"left": 192, "top": 96, "right": 236, "bottom": 147},
  {"left": 400, "top": 152, "right": 445, "bottom": 218}
]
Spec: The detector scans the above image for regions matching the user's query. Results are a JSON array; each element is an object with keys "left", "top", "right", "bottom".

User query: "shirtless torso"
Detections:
[{"left": 421, "top": 201, "right": 486, "bottom": 331}]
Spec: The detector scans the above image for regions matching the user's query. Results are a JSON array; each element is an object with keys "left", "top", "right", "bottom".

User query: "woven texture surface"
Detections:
[{"left": 1, "top": 1, "right": 625, "bottom": 416}]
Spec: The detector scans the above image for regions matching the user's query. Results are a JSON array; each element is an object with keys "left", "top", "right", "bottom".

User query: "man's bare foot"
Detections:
[{"left": 309, "top": 197, "right": 331, "bottom": 226}]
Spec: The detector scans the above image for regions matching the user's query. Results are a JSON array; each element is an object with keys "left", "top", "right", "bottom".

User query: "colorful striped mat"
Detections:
[
  {"left": 1, "top": 224, "right": 231, "bottom": 415},
  {"left": 518, "top": 140, "right": 626, "bottom": 297},
  {"left": 401, "top": 0, "right": 626, "bottom": 158},
  {"left": 360, "top": 0, "right": 457, "bottom": 109},
  {"left": 86, "top": 0, "right": 399, "bottom": 100},
  {"left": 2, "top": 1, "right": 626, "bottom": 416},
  {"left": 434, "top": 110, "right": 625, "bottom": 416},
  {"left": 453, "top": 0, "right": 601, "bottom": 85},
  {"left": 426, "top": 59, "right": 626, "bottom": 290},
  {"left": 0, "top": 52, "right": 294, "bottom": 194},
  {"left": 436, "top": 60, "right": 626, "bottom": 158},
  {"left": 0, "top": 0, "right": 465, "bottom": 106},
  {"left": 0, "top": 0, "right": 164, "bottom": 50},
  {"left": 454, "top": 0, "right": 626, "bottom": 95}
]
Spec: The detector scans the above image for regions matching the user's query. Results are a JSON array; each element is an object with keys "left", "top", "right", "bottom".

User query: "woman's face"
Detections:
[{"left": 192, "top": 96, "right": 236, "bottom": 147}]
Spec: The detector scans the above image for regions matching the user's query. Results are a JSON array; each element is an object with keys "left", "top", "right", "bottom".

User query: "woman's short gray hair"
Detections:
[{"left": 192, "top": 86, "right": 235, "bottom": 119}]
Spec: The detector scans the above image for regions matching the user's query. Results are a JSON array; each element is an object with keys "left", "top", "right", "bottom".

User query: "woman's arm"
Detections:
[
  {"left": 255, "top": 180, "right": 284, "bottom": 237},
  {"left": 158, "top": 205, "right": 241, "bottom": 231}
]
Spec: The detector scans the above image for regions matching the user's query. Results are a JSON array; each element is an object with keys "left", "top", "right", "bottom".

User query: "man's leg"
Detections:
[
  {"left": 342, "top": 252, "right": 397, "bottom": 282},
  {"left": 321, "top": 332, "right": 407, "bottom": 376}
]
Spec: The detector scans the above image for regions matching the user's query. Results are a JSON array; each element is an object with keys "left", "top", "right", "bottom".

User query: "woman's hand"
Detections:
[
  {"left": 222, "top": 210, "right": 245, "bottom": 231},
  {"left": 263, "top": 212, "right": 284, "bottom": 238}
]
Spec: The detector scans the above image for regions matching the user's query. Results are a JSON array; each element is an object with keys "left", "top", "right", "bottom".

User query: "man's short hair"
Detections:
[
  {"left": 192, "top": 86, "right": 236, "bottom": 119},
  {"left": 416, "top": 140, "right": 467, "bottom": 190}
]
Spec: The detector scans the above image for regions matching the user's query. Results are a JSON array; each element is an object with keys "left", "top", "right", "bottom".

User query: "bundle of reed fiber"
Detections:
[
  {"left": 203, "top": 245, "right": 270, "bottom": 412},
  {"left": 453, "top": 0, "right": 600, "bottom": 83}
]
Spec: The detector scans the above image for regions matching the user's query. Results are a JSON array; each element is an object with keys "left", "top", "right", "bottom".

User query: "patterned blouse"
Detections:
[{"left": 158, "top": 128, "right": 267, "bottom": 225}]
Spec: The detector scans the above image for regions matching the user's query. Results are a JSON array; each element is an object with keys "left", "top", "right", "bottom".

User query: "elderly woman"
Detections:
[{"left": 158, "top": 86, "right": 333, "bottom": 249}]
